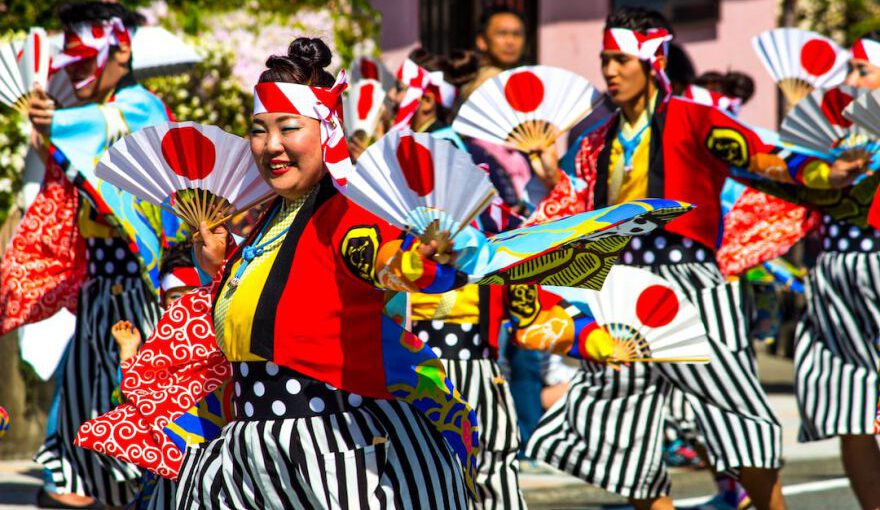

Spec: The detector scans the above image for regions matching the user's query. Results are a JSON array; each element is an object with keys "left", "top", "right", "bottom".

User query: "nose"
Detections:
[
  {"left": 844, "top": 68, "right": 860, "bottom": 87},
  {"left": 265, "top": 128, "right": 284, "bottom": 155}
]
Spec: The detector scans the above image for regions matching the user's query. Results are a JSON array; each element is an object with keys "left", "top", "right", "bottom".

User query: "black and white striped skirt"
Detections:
[
  {"left": 526, "top": 261, "right": 782, "bottom": 499},
  {"left": 443, "top": 358, "right": 525, "bottom": 510},
  {"left": 35, "top": 266, "right": 159, "bottom": 505},
  {"left": 175, "top": 380, "right": 469, "bottom": 509},
  {"left": 794, "top": 249, "right": 880, "bottom": 441}
]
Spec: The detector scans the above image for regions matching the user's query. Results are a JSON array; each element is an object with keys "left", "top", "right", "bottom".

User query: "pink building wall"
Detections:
[{"left": 373, "top": 0, "right": 780, "bottom": 128}]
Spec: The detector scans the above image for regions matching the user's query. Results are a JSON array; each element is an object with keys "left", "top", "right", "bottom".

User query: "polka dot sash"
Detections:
[
  {"left": 86, "top": 237, "right": 142, "bottom": 280},
  {"left": 820, "top": 216, "right": 880, "bottom": 253},
  {"left": 617, "top": 231, "right": 712, "bottom": 267},
  {"left": 412, "top": 321, "right": 490, "bottom": 361},
  {"left": 231, "top": 361, "right": 364, "bottom": 421}
]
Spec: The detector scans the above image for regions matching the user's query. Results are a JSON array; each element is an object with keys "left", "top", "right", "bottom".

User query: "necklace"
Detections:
[{"left": 227, "top": 202, "right": 290, "bottom": 288}]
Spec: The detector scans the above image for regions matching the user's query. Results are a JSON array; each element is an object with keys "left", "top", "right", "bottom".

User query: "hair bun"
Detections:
[{"left": 288, "top": 37, "right": 332, "bottom": 70}]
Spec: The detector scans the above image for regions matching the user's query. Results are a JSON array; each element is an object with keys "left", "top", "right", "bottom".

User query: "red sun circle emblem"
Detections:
[
  {"left": 161, "top": 126, "right": 217, "bottom": 180},
  {"left": 504, "top": 70, "right": 544, "bottom": 113},
  {"left": 800, "top": 39, "right": 837, "bottom": 77},
  {"left": 820, "top": 88, "right": 854, "bottom": 128},
  {"left": 635, "top": 285, "right": 679, "bottom": 328},
  {"left": 357, "top": 82, "right": 375, "bottom": 120},
  {"left": 395, "top": 135, "right": 435, "bottom": 196}
]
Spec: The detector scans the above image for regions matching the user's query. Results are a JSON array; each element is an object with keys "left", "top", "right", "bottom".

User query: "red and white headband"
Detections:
[
  {"left": 52, "top": 17, "right": 131, "bottom": 90},
  {"left": 160, "top": 266, "right": 201, "bottom": 293},
  {"left": 682, "top": 84, "right": 742, "bottom": 115},
  {"left": 851, "top": 38, "right": 880, "bottom": 66},
  {"left": 253, "top": 71, "right": 354, "bottom": 186},
  {"left": 391, "top": 59, "right": 456, "bottom": 131},
  {"left": 602, "top": 27, "right": 673, "bottom": 103}
]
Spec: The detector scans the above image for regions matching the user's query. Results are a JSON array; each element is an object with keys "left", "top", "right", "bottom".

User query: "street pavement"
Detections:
[{"left": 0, "top": 351, "right": 864, "bottom": 509}]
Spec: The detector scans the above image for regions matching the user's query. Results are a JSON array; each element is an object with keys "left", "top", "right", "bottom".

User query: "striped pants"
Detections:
[
  {"left": 35, "top": 275, "right": 159, "bottom": 506},
  {"left": 443, "top": 359, "right": 526, "bottom": 510},
  {"left": 176, "top": 398, "right": 469, "bottom": 509},
  {"left": 795, "top": 251, "right": 880, "bottom": 441},
  {"left": 527, "top": 262, "right": 782, "bottom": 499}
]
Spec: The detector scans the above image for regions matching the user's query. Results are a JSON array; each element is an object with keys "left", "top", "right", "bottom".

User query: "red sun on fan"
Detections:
[
  {"left": 635, "top": 285, "right": 679, "bottom": 328},
  {"left": 800, "top": 39, "right": 837, "bottom": 77},
  {"left": 396, "top": 135, "right": 435, "bottom": 196},
  {"left": 820, "top": 88, "right": 854, "bottom": 128},
  {"left": 504, "top": 70, "right": 544, "bottom": 113},
  {"left": 161, "top": 127, "right": 217, "bottom": 180}
]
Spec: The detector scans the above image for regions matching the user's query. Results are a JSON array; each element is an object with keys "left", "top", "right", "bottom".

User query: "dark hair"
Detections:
[
  {"left": 665, "top": 43, "right": 695, "bottom": 95},
  {"left": 859, "top": 30, "right": 880, "bottom": 42},
  {"left": 158, "top": 239, "right": 195, "bottom": 282},
  {"left": 259, "top": 37, "right": 335, "bottom": 87},
  {"left": 57, "top": 1, "right": 145, "bottom": 31},
  {"left": 408, "top": 47, "right": 448, "bottom": 73},
  {"left": 695, "top": 70, "right": 755, "bottom": 104},
  {"left": 478, "top": 5, "right": 526, "bottom": 35},
  {"left": 604, "top": 6, "right": 673, "bottom": 34},
  {"left": 445, "top": 49, "right": 481, "bottom": 87}
]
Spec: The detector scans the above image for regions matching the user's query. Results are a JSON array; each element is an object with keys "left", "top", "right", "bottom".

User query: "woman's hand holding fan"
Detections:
[{"left": 96, "top": 121, "right": 274, "bottom": 231}]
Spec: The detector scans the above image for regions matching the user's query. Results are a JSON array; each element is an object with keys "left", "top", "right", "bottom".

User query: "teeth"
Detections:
[{"left": 269, "top": 162, "right": 292, "bottom": 170}]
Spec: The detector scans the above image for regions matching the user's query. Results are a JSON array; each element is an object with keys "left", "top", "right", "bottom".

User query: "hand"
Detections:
[
  {"left": 417, "top": 234, "right": 456, "bottom": 265},
  {"left": 348, "top": 131, "right": 369, "bottom": 162},
  {"left": 27, "top": 85, "right": 55, "bottom": 137},
  {"left": 111, "top": 321, "right": 142, "bottom": 363},
  {"left": 193, "top": 221, "right": 228, "bottom": 277},
  {"left": 828, "top": 158, "right": 864, "bottom": 188},
  {"left": 29, "top": 129, "right": 49, "bottom": 163},
  {"left": 529, "top": 144, "right": 560, "bottom": 189}
]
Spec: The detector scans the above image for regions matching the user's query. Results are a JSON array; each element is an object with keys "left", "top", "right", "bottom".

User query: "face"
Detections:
[
  {"left": 601, "top": 50, "right": 653, "bottom": 106},
  {"left": 64, "top": 44, "right": 131, "bottom": 103},
  {"left": 477, "top": 13, "right": 526, "bottom": 69},
  {"left": 163, "top": 286, "right": 196, "bottom": 309},
  {"left": 250, "top": 112, "right": 325, "bottom": 200},
  {"left": 845, "top": 59, "right": 880, "bottom": 90}
]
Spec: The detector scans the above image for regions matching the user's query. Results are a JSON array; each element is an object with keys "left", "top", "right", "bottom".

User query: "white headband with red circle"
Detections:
[
  {"left": 391, "top": 58, "right": 457, "bottom": 131},
  {"left": 253, "top": 71, "right": 354, "bottom": 186},
  {"left": 602, "top": 27, "right": 673, "bottom": 103},
  {"left": 851, "top": 38, "right": 880, "bottom": 66},
  {"left": 52, "top": 17, "right": 131, "bottom": 90}
]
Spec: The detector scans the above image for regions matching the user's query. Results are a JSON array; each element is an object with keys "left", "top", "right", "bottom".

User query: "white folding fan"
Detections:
[
  {"left": 96, "top": 122, "right": 273, "bottom": 229},
  {"left": 452, "top": 65, "right": 601, "bottom": 159},
  {"left": 845, "top": 88, "right": 880, "bottom": 138},
  {"left": 350, "top": 55, "right": 395, "bottom": 92},
  {"left": 576, "top": 265, "right": 710, "bottom": 363},
  {"left": 781, "top": 85, "right": 878, "bottom": 162},
  {"left": 0, "top": 27, "right": 49, "bottom": 114},
  {"left": 343, "top": 78, "right": 386, "bottom": 139},
  {"left": 343, "top": 130, "right": 496, "bottom": 257},
  {"left": 752, "top": 28, "right": 849, "bottom": 105}
]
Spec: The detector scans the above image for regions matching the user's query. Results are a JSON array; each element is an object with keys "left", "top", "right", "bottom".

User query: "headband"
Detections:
[
  {"left": 602, "top": 27, "right": 673, "bottom": 103},
  {"left": 160, "top": 266, "right": 201, "bottom": 293},
  {"left": 391, "top": 59, "right": 457, "bottom": 131},
  {"left": 682, "top": 84, "right": 743, "bottom": 115},
  {"left": 851, "top": 38, "right": 880, "bottom": 66},
  {"left": 52, "top": 17, "right": 131, "bottom": 90},
  {"left": 253, "top": 71, "right": 353, "bottom": 187}
]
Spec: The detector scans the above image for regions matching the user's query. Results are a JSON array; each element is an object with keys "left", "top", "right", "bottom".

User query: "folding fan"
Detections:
[
  {"left": 343, "top": 78, "right": 386, "bottom": 139},
  {"left": 781, "top": 85, "right": 879, "bottom": 162},
  {"left": 573, "top": 265, "right": 710, "bottom": 363},
  {"left": 453, "top": 65, "right": 602, "bottom": 158},
  {"left": 95, "top": 122, "right": 273, "bottom": 229},
  {"left": 344, "top": 130, "right": 497, "bottom": 255},
  {"left": 845, "top": 88, "right": 880, "bottom": 138},
  {"left": 350, "top": 55, "right": 395, "bottom": 91},
  {"left": 0, "top": 27, "right": 49, "bottom": 114},
  {"left": 752, "top": 28, "right": 848, "bottom": 105}
]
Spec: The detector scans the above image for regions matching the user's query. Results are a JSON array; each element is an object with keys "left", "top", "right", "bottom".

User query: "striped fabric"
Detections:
[
  {"left": 526, "top": 262, "right": 782, "bottom": 499},
  {"left": 176, "top": 398, "right": 468, "bottom": 509},
  {"left": 443, "top": 359, "right": 525, "bottom": 510},
  {"left": 795, "top": 250, "right": 880, "bottom": 441},
  {"left": 35, "top": 273, "right": 159, "bottom": 506}
]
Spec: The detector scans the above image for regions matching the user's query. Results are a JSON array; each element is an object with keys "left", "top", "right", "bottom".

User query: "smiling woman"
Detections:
[{"left": 179, "top": 37, "right": 474, "bottom": 509}]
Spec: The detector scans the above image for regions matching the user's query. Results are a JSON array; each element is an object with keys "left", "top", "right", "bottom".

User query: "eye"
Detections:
[
  {"left": 250, "top": 126, "right": 266, "bottom": 136},
  {"left": 281, "top": 125, "right": 302, "bottom": 133}
]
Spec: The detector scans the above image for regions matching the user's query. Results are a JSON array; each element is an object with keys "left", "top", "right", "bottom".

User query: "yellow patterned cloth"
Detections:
[
  {"left": 409, "top": 285, "right": 481, "bottom": 323},
  {"left": 214, "top": 193, "right": 309, "bottom": 361}
]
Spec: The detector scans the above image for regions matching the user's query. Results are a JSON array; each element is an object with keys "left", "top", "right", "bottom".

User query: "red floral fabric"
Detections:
[
  {"left": 717, "top": 188, "right": 816, "bottom": 276},
  {"left": 0, "top": 161, "right": 86, "bottom": 335},
  {"left": 75, "top": 288, "right": 231, "bottom": 479}
]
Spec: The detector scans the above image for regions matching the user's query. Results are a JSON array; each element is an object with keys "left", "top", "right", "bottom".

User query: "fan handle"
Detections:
[{"left": 206, "top": 192, "right": 276, "bottom": 230}]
